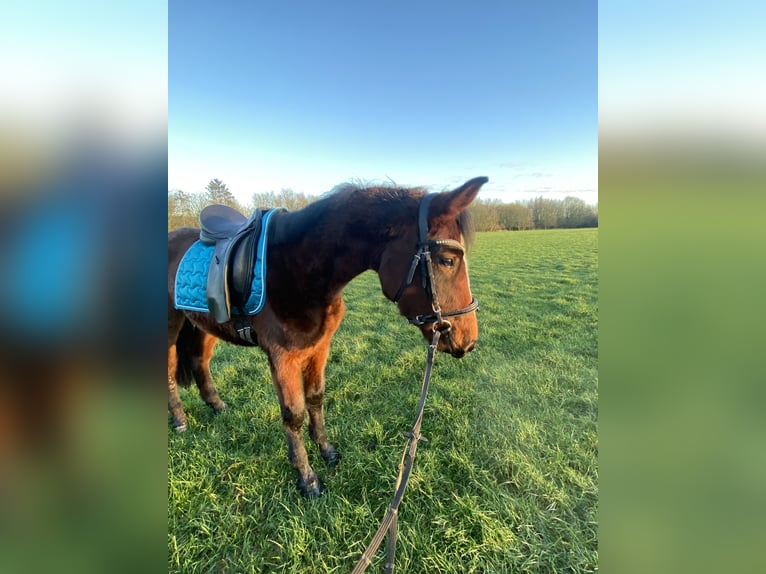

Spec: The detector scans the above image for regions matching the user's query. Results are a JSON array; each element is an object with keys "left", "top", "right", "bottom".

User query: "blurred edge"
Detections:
[
  {"left": 600, "top": 135, "right": 766, "bottom": 574},
  {"left": 0, "top": 2, "right": 167, "bottom": 573},
  {"left": 600, "top": 2, "right": 766, "bottom": 573}
]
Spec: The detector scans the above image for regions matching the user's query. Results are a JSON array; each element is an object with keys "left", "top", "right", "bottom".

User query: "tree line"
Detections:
[
  {"left": 168, "top": 179, "right": 597, "bottom": 232},
  {"left": 468, "top": 196, "right": 598, "bottom": 231},
  {"left": 168, "top": 179, "right": 315, "bottom": 230}
]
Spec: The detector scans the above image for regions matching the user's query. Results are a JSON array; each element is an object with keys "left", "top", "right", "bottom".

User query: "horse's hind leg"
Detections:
[
  {"left": 304, "top": 350, "right": 339, "bottom": 467},
  {"left": 188, "top": 329, "right": 227, "bottom": 413},
  {"left": 168, "top": 319, "right": 224, "bottom": 431},
  {"left": 168, "top": 348, "right": 187, "bottom": 431},
  {"left": 168, "top": 307, "right": 191, "bottom": 431},
  {"left": 268, "top": 351, "right": 323, "bottom": 497},
  {"left": 168, "top": 316, "right": 189, "bottom": 431}
]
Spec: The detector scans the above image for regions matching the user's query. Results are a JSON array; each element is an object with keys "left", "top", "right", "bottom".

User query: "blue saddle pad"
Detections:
[{"left": 174, "top": 208, "right": 279, "bottom": 317}]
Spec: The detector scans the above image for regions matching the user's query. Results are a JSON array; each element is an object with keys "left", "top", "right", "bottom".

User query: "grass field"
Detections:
[{"left": 168, "top": 228, "right": 598, "bottom": 573}]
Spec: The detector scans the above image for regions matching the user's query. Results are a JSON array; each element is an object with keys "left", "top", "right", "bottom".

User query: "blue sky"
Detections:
[
  {"left": 169, "top": 1, "right": 597, "bottom": 204},
  {"left": 599, "top": 1, "right": 765, "bottom": 140},
  {"left": 2, "top": 1, "right": 166, "bottom": 147}
]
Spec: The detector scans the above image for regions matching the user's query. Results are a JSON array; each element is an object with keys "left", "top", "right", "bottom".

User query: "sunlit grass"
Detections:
[{"left": 169, "top": 228, "right": 598, "bottom": 573}]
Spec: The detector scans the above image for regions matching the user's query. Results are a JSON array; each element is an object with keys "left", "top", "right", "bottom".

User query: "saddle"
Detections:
[{"left": 199, "top": 204, "right": 264, "bottom": 324}]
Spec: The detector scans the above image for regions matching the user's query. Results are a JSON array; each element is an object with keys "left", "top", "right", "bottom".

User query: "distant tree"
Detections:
[
  {"left": 168, "top": 187, "right": 240, "bottom": 231},
  {"left": 468, "top": 199, "right": 502, "bottom": 232},
  {"left": 205, "top": 178, "right": 242, "bottom": 211},
  {"left": 586, "top": 204, "right": 598, "bottom": 227},
  {"left": 277, "top": 188, "right": 314, "bottom": 210},
  {"left": 560, "top": 196, "right": 592, "bottom": 228},
  {"left": 530, "top": 196, "right": 561, "bottom": 229},
  {"left": 498, "top": 203, "right": 533, "bottom": 230},
  {"left": 249, "top": 191, "right": 278, "bottom": 210},
  {"left": 250, "top": 189, "right": 315, "bottom": 211},
  {"left": 168, "top": 189, "right": 199, "bottom": 230}
]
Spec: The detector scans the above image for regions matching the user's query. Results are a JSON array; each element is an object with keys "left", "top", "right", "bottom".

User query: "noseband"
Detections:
[{"left": 392, "top": 194, "right": 479, "bottom": 332}]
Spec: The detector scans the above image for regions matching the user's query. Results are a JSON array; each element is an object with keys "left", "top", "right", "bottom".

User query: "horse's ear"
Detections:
[{"left": 430, "top": 176, "right": 488, "bottom": 218}]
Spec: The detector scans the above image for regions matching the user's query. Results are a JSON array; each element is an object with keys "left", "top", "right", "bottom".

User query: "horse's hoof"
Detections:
[
  {"left": 322, "top": 447, "right": 340, "bottom": 468},
  {"left": 213, "top": 402, "right": 228, "bottom": 413},
  {"left": 298, "top": 474, "right": 325, "bottom": 498},
  {"left": 173, "top": 422, "right": 188, "bottom": 432}
]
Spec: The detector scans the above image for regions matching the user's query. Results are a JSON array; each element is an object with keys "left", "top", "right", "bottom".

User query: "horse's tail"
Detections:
[{"left": 174, "top": 320, "right": 196, "bottom": 388}]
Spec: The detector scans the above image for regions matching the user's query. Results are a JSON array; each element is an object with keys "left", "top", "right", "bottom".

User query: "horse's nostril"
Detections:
[{"left": 450, "top": 341, "right": 476, "bottom": 359}]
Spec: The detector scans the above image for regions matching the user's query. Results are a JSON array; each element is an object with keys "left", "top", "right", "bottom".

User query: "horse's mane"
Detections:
[{"left": 272, "top": 182, "right": 474, "bottom": 247}]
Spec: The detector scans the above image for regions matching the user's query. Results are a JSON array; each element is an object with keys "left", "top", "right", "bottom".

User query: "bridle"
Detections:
[{"left": 392, "top": 193, "right": 479, "bottom": 333}]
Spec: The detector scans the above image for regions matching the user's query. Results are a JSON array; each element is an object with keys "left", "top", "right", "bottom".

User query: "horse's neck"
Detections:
[{"left": 269, "top": 201, "right": 393, "bottom": 304}]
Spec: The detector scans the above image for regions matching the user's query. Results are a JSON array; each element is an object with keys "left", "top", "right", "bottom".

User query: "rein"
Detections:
[
  {"left": 351, "top": 328, "right": 441, "bottom": 574},
  {"left": 352, "top": 194, "right": 479, "bottom": 573}
]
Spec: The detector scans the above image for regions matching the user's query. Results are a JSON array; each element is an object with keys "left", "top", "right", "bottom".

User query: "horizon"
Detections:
[{"left": 168, "top": 180, "right": 599, "bottom": 207}]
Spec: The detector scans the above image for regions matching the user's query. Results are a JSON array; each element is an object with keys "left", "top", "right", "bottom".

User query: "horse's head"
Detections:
[{"left": 379, "top": 177, "right": 487, "bottom": 358}]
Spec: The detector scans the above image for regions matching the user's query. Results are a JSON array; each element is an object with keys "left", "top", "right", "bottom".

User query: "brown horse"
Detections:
[{"left": 167, "top": 176, "right": 487, "bottom": 496}]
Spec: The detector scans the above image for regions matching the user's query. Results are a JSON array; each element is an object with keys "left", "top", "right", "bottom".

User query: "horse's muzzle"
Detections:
[{"left": 446, "top": 339, "right": 476, "bottom": 359}]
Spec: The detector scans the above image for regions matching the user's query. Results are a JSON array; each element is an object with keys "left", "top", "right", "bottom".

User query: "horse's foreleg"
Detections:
[
  {"left": 269, "top": 352, "right": 323, "bottom": 497},
  {"left": 303, "top": 349, "right": 339, "bottom": 467},
  {"left": 190, "top": 331, "right": 226, "bottom": 413}
]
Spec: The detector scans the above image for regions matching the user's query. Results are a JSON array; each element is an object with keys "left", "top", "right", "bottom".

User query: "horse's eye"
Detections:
[{"left": 439, "top": 257, "right": 455, "bottom": 268}]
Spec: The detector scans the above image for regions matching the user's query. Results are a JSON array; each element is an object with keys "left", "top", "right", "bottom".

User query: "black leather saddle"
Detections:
[{"left": 199, "top": 204, "right": 264, "bottom": 323}]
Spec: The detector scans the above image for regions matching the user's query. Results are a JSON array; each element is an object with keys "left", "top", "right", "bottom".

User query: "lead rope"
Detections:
[{"left": 351, "top": 327, "right": 443, "bottom": 574}]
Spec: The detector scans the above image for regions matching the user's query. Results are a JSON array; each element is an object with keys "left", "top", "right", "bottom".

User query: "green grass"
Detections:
[{"left": 169, "top": 228, "right": 598, "bottom": 573}]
